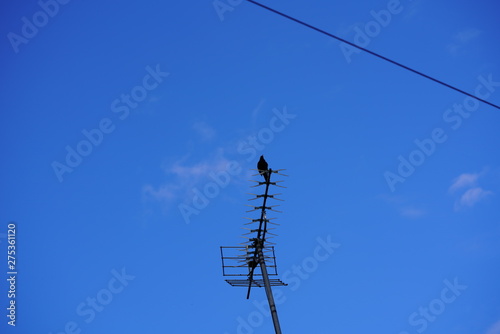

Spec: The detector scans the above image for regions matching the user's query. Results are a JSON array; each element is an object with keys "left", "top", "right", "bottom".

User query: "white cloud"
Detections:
[
  {"left": 447, "top": 28, "right": 481, "bottom": 56},
  {"left": 142, "top": 149, "right": 234, "bottom": 207},
  {"left": 142, "top": 183, "right": 177, "bottom": 203},
  {"left": 377, "top": 194, "right": 425, "bottom": 218},
  {"left": 142, "top": 103, "right": 292, "bottom": 219},
  {"left": 455, "top": 28, "right": 481, "bottom": 43},
  {"left": 401, "top": 0, "right": 420, "bottom": 20},
  {"left": 192, "top": 121, "right": 216, "bottom": 141},
  {"left": 450, "top": 169, "right": 494, "bottom": 210},
  {"left": 250, "top": 98, "right": 266, "bottom": 127},
  {"left": 169, "top": 159, "right": 216, "bottom": 179},
  {"left": 449, "top": 173, "right": 479, "bottom": 193},
  {"left": 486, "top": 320, "right": 500, "bottom": 334},
  {"left": 456, "top": 187, "right": 493, "bottom": 209}
]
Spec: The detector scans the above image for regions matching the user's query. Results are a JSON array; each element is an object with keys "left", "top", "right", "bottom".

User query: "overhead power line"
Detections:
[{"left": 245, "top": 0, "right": 500, "bottom": 111}]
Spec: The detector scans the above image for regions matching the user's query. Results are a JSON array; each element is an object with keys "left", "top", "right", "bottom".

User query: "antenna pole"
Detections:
[{"left": 257, "top": 238, "right": 282, "bottom": 334}]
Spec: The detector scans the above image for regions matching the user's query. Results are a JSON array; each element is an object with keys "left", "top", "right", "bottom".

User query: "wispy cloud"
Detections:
[
  {"left": 486, "top": 320, "right": 500, "bottom": 334},
  {"left": 251, "top": 98, "right": 266, "bottom": 125},
  {"left": 143, "top": 121, "right": 221, "bottom": 205},
  {"left": 378, "top": 194, "right": 425, "bottom": 218},
  {"left": 142, "top": 103, "right": 295, "bottom": 223},
  {"left": 447, "top": 28, "right": 481, "bottom": 56},
  {"left": 192, "top": 121, "right": 216, "bottom": 141},
  {"left": 142, "top": 149, "right": 232, "bottom": 206},
  {"left": 455, "top": 28, "right": 482, "bottom": 43},
  {"left": 455, "top": 187, "right": 493, "bottom": 210},
  {"left": 450, "top": 170, "right": 494, "bottom": 211},
  {"left": 142, "top": 183, "right": 177, "bottom": 203},
  {"left": 449, "top": 172, "right": 479, "bottom": 193},
  {"left": 401, "top": 0, "right": 421, "bottom": 21}
]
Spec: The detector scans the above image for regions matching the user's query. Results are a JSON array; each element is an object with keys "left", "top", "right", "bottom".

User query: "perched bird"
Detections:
[{"left": 257, "top": 155, "right": 270, "bottom": 182}]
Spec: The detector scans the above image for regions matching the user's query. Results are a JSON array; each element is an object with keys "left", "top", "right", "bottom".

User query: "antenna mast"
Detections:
[{"left": 220, "top": 165, "right": 288, "bottom": 334}]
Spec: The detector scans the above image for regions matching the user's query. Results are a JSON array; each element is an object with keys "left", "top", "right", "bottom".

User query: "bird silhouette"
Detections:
[{"left": 257, "top": 155, "right": 270, "bottom": 183}]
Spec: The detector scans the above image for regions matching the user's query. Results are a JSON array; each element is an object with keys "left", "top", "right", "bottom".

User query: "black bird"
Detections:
[{"left": 257, "top": 155, "right": 270, "bottom": 182}]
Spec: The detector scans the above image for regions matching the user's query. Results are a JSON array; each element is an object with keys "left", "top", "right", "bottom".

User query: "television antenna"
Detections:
[{"left": 220, "top": 166, "right": 288, "bottom": 334}]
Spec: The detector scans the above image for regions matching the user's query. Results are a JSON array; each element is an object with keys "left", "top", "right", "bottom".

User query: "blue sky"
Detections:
[{"left": 1, "top": 0, "right": 499, "bottom": 333}]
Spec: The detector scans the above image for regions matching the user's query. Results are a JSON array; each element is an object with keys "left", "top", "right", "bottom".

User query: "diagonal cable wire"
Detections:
[{"left": 245, "top": 0, "right": 500, "bottom": 110}]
